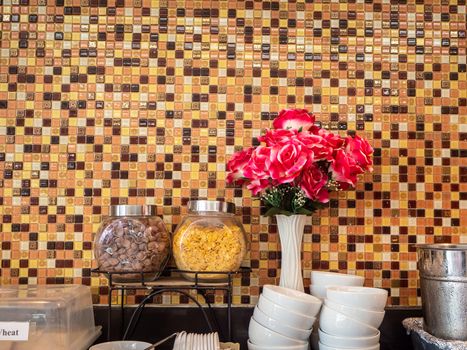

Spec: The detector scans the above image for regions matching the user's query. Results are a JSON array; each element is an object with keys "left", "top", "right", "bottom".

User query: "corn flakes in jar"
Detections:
[{"left": 173, "top": 200, "right": 248, "bottom": 281}]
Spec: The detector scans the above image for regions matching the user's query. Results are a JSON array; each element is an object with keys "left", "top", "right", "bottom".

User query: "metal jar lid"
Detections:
[
  {"left": 416, "top": 244, "right": 467, "bottom": 251},
  {"left": 188, "top": 200, "right": 235, "bottom": 214},
  {"left": 110, "top": 205, "right": 156, "bottom": 217}
]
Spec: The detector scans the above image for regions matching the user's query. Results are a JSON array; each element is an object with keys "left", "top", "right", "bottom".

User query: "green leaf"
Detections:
[
  {"left": 295, "top": 207, "right": 314, "bottom": 215},
  {"left": 310, "top": 202, "right": 326, "bottom": 210},
  {"left": 264, "top": 207, "right": 294, "bottom": 217}
]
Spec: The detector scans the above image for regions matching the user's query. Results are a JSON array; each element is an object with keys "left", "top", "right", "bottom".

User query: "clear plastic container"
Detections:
[
  {"left": 173, "top": 200, "right": 248, "bottom": 281},
  {"left": 94, "top": 205, "right": 171, "bottom": 283},
  {"left": 0, "top": 285, "right": 100, "bottom": 350}
]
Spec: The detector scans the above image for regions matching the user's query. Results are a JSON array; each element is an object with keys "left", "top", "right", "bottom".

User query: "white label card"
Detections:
[{"left": 0, "top": 322, "right": 30, "bottom": 341}]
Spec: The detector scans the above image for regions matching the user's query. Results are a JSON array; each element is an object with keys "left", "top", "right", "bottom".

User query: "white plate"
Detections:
[
  {"left": 207, "top": 332, "right": 213, "bottom": 350},
  {"left": 201, "top": 333, "right": 206, "bottom": 350},
  {"left": 188, "top": 333, "right": 194, "bottom": 350},
  {"left": 192, "top": 333, "right": 197, "bottom": 350},
  {"left": 180, "top": 332, "right": 187, "bottom": 350},
  {"left": 172, "top": 333, "right": 180, "bottom": 350},
  {"left": 89, "top": 341, "right": 152, "bottom": 350},
  {"left": 191, "top": 333, "right": 196, "bottom": 350}
]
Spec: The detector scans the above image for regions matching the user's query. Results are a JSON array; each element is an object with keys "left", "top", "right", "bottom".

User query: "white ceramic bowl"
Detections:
[
  {"left": 248, "top": 317, "right": 308, "bottom": 346},
  {"left": 319, "top": 328, "right": 380, "bottom": 348},
  {"left": 247, "top": 339, "right": 309, "bottom": 350},
  {"left": 311, "top": 271, "right": 365, "bottom": 287},
  {"left": 318, "top": 341, "right": 380, "bottom": 350},
  {"left": 326, "top": 286, "right": 388, "bottom": 311},
  {"left": 258, "top": 294, "right": 316, "bottom": 330},
  {"left": 262, "top": 285, "right": 322, "bottom": 317},
  {"left": 325, "top": 299, "right": 385, "bottom": 328},
  {"left": 310, "top": 284, "right": 328, "bottom": 300},
  {"left": 319, "top": 305, "right": 379, "bottom": 337},
  {"left": 253, "top": 305, "right": 312, "bottom": 340},
  {"left": 89, "top": 341, "right": 152, "bottom": 350}
]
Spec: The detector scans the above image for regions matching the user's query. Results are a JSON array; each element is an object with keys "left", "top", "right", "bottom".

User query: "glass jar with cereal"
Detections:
[
  {"left": 94, "top": 205, "right": 171, "bottom": 283},
  {"left": 173, "top": 200, "right": 248, "bottom": 281}
]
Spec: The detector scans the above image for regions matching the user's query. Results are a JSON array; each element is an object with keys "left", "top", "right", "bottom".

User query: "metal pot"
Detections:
[{"left": 417, "top": 244, "right": 467, "bottom": 340}]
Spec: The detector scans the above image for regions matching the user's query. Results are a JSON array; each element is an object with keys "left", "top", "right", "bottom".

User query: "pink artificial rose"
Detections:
[
  {"left": 226, "top": 147, "right": 253, "bottom": 184},
  {"left": 243, "top": 146, "right": 272, "bottom": 180},
  {"left": 345, "top": 135, "right": 374, "bottom": 172},
  {"left": 272, "top": 109, "right": 316, "bottom": 131},
  {"left": 329, "top": 149, "right": 362, "bottom": 189},
  {"left": 247, "top": 179, "right": 270, "bottom": 195},
  {"left": 300, "top": 165, "right": 330, "bottom": 203},
  {"left": 317, "top": 128, "right": 345, "bottom": 149},
  {"left": 258, "top": 128, "right": 298, "bottom": 147},
  {"left": 297, "top": 132, "right": 335, "bottom": 162},
  {"left": 269, "top": 139, "right": 308, "bottom": 184}
]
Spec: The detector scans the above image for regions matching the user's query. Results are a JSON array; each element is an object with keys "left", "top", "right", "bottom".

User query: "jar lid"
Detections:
[
  {"left": 416, "top": 244, "right": 467, "bottom": 251},
  {"left": 188, "top": 200, "right": 235, "bottom": 214},
  {"left": 110, "top": 205, "right": 156, "bottom": 217}
]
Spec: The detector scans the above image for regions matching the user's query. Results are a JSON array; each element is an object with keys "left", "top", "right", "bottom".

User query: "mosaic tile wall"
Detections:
[{"left": 0, "top": 0, "right": 466, "bottom": 307}]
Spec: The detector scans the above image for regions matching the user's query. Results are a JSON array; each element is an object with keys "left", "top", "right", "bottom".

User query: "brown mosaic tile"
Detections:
[{"left": 0, "top": 0, "right": 466, "bottom": 307}]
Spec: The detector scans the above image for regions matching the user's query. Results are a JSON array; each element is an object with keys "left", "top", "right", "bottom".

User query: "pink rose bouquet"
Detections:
[{"left": 226, "top": 109, "right": 374, "bottom": 216}]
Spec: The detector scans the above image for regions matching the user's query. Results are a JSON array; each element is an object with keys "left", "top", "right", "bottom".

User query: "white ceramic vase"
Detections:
[{"left": 276, "top": 214, "right": 307, "bottom": 292}]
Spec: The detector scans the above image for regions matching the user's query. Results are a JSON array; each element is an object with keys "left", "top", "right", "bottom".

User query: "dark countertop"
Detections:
[{"left": 93, "top": 305, "right": 422, "bottom": 350}]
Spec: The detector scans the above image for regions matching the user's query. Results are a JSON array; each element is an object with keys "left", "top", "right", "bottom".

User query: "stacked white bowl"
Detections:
[
  {"left": 248, "top": 284, "right": 322, "bottom": 350},
  {"left": 310, "top": 271, "right": 365, "bottom": 300},
  {"left": 318, "top": 286, "right": 388, "bottom": 350},
  {"left": 309, "top": 271, "right": 366, "bottom": 350}
]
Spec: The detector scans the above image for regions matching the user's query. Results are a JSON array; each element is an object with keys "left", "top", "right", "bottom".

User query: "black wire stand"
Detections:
[{"left": 92, "top": 267, "right": 249, "bottom": 343}]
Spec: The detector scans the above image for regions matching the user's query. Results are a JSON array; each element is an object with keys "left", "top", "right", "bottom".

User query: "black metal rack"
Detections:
[{"left": 92, "top": 267, "right": 249, "bottom": 343}]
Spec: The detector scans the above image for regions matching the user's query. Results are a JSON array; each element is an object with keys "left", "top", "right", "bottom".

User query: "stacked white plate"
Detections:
[
  {"left": 318, "top": 286, "right": 388, "bottom": 350},
  {"left": 172, "top": 331, "right": 220, "bottom": 350},
  {"left": 309, "top": 271, "right": 365, "bottom": 350},
  {"left": 247, "top": 285, "right": 322, "bottom": 350}
]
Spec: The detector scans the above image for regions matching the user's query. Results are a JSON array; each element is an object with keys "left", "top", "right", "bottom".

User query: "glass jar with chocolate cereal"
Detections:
[{"left": 94, "top": 205, "right": 170, "bottom": 283}]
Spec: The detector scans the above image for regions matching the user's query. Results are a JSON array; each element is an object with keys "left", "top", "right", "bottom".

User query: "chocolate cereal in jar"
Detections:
[{"left": 94, "top": 205, "right": 170, "bottom": 283}]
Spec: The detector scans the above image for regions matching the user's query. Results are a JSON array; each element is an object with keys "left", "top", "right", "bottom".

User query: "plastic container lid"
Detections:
[{"left": 0, "top": 285, "right": 100, "bottom": 350}]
